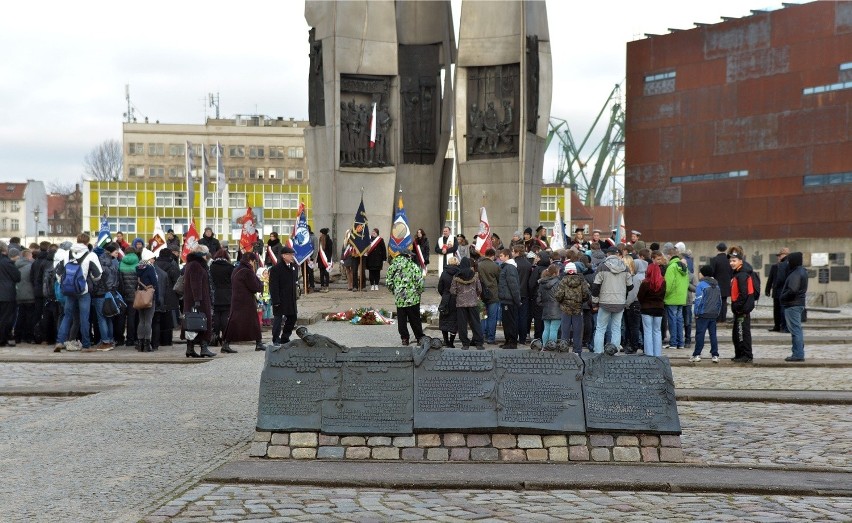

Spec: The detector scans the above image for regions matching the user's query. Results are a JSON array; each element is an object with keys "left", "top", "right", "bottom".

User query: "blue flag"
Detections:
[
  {"left": 289, "top": 202, "right": 314, "bottom": 265},
  {"left": 348, "top": 198, "right": 371, "bottom": 256},
  {"left": 96, "top": 215, "right": 111, "bottom": 248},
  {"left": 388, "top": 192, "right": 412, "bottom": 258}
]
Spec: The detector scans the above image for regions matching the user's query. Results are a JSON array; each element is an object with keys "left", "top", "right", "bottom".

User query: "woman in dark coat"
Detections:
[
  {"left": 268, "top": 246, "right": 299, "bottom": 345},
  {"left": 414, "top": 228, "right": 430, "bottom": 268},
  {"left": 264, "top": 232, "right": 283, "bottom": 266},
  {"left": 365, "top": 228, "right": 387, "bottom": 290},
  {"left": 182, "top": 246, "right": 215, "bottom": 358},
  {"left": 437, "top": 256, "right": 459, "bottom": 347},
  {"left": 222, "top": 252, "right": 264, "bottom": 352},
  {"left": 209, "top": 248, "right": 234, "bottom": 350},
  {"left": 318, "top": 228, "right": 333, "bottom": 292}
]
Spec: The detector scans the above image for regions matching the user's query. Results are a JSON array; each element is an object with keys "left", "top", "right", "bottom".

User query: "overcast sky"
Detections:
[{"left": 0, "top": 0, "right": 790, "bottom": 188}]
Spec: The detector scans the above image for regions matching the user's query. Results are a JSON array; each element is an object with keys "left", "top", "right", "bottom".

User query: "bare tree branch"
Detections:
[
  {"left": 47, "top": 180, "right": 77, "bottom": 194},
  {"left": 83, "top": 139, "right": 123, "bottom": 181}
]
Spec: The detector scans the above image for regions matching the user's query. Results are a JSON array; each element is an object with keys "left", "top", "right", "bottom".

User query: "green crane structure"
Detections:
[{"left": 545, "top": 83, "right": 626, "bottom": 207}]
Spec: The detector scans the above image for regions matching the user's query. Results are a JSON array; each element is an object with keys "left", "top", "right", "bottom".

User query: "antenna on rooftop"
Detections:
[
  {"left": 124, "top": 84, "right": 136, "bottom": 123},
  {"left": 209, "top": 92, "right": 220, "bottom": 119}
]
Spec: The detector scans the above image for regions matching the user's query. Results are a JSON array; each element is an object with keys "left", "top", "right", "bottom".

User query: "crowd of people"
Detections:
[
  {"left": 380, "top": 226, "right": 809, "bottom": 362},
  {"left": 0, "top": 229, "right": 301, "bottom": 358}
]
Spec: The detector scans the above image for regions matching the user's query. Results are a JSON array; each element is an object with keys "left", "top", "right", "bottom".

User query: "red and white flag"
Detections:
[
  {"left": 369, "top": 102, "right": 377, "bottom": 148},
  {"left": 149, "top": 216, "right": 166, "bottom": 254},
  {"left": 318, "top": 248, "right": 333, "bottom": 271},
  {"left": 181, "top": 219, "right": 200, "bottom": 263},
  {"left": 473, "top": 207, "right": 492, "bottom": 255}
]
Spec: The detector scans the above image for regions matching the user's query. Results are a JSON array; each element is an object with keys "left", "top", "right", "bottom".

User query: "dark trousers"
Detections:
[
  {"left": 532, "top": 303, "right": 544, "bottom": 340},
  {"left": 368, "top": 269, "right": 381, "bottom": 286},
  {"left": 122, "top": 308, "right": 138, "bottom": 344},
  {"left": 159, "top": 310, "right": 176, "bottom": 346},
  {"left": 319, "top": 265, "right": 330, "bottom": 287},
  {"left": 0, "top": 300, "right": 16, "bottom": 345},
  {"left": 396, "top": 303, "right": 424, "bottom": 343},
  {"left": 717, "top": 297, "right": 730, "bottom": 323},
  {"left": 681, "top": 303, "right": 693, "bottom": 344},
  {"left": 772, "top": 295, "right": 787, "bottom": 331},
  {"left": 583, "top": 309, "right": 594, "bottom": 348},
  {"left": 624, "top": 302, "right": 643, "bottom": 350},
  {"left": 560, "top": 313, "right": 583, "bottom": 353},
  {"left": 501, "top": 302, "right": 518, "bottom": 345},
  {"left": 15, "top": 302, "right": 36, "bottom": 342},
  {"left": 457, "top": 306, "right": 483, "bottom": 346},
  {"left": 732, "top": 312, "right": 753, "bottom": 359},
  {"left": 33, "top": 297, "right": 45, "bottom": 334},
  {"left": 41, "top": 301, "right": 61, "bottom": 344},
  {"left": 272, "top": 313, "right": 297, "bottom": 344},
  {"left": 213, "top": 308, "right": 229, "bottom": 342},
  {"left": 517, "top": 297, "right": 530, "bottom": 343}
]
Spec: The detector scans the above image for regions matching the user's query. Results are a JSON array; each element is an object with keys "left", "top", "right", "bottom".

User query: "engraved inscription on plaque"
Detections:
[
  {"left": 583, "top": 355, "right": 681, "bottom": 434},
  {"left": 413, "top": 349, "right": 497, "bottom": 431},
  {"left": 256, "top": 348, "right": 341, "bottom": 432},
  {"left": 495, "top": 350, "right": 586, "bottom": 433},
  {"left": 323, "top": 361, "right": 413, "bottom": 435},
  {"left": 336, "top": 346, "right": 413, "bottom": 363}
]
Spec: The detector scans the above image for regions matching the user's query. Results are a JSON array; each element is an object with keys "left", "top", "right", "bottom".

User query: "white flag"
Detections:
[
  {"left": 473, "top": 206, "right": 492, "bottom": 255},
  {"left": 150, "top": 216, "right": 166, "bottom": 254},
  {"left": 550, "top": 208, "right": 565, "bottom": 251}
]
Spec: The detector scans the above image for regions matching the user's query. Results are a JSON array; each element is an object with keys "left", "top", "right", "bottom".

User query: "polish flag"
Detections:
[{"left": 473, "top": 207, "right": 492, "bottom": 255}]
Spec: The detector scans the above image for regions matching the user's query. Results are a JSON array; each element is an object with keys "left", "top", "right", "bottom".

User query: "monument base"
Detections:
[{"left": 250, "top": 431, "right": 684, "bottom": 463}]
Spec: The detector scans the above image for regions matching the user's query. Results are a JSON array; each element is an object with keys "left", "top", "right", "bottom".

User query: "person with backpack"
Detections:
[
  {"left": 728, "top": 246, "right": 756, "bottom": 363},
  {"left": 54, "top": 243, "right": 103, "bottom": 353},
  {"left": 89, "top": 244, "right": 119, "bottom": 351},
  {"left": 690, "top": 265, "right": 722, "bottom": 363}
]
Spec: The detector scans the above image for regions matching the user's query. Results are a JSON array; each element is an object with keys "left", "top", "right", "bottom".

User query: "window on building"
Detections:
[
  {"left": 671, "top": 170, "right": 748, "bottom": 184},
  {"left": 169, "top": 166, "right": 185, "bottom": 178},
  {"left": 268, "top": 168, "right": 278, "bottom": 179},
  {"left": 128, "top": 143, "right": 144, "bottom": 155},
  {"left": 803, "top": 82, "right": 852, "bottom": 95},
  {"left": 11, "top": 219, "right": 19, "bottom": 231},
  {"left": 128, "top": 166, "right": 143, "bottom": 177},
  {"left": 269, "top": 146, "right": 285, "bottom": 159},
  {"left": 148, "top": 143, "right": 165, "bottom": 156},
  {"left": 228, "top": 168, "right": 244, "bottom": 179},
  {"left": 229, "top": 193, "right": 246, "bottom": 208},
  {"left": 540, "top": 195, "right": 557, "bottom": 213},
  {"left": 100, "top": 190, "right": 136, "bottom": 207},
  {"left": 159, "top": 220, "right": 189, "bottom": 234},
  {"left": 644, "top": 71, "right": 676, "bottom": 83},
  {"left": 288, "top": 169, "right": 304, "bottom": 180},
  {"left": 11, "top": 201, "right": 20, "bottom": 212},
  {"left": 114, "top": 217, "right": 136, "bottom": 235},
  {"left": 288, "top": 146, "right": 304, "bottom": 159},
  {"left": 263, "top": 193, "right": 299, "bottom": 209},
  {"left": 0, "top": 201, "right": 5, "bottom": 211},
  {"left": 149, "top": 166, "right": 165, "bottom": 177},
  {"left": 169, "top": 143, "right": 185, "bottom": 156},
  {"left": 803, "top": 172, "right": 852, "bottom": 187},
  {"left": 229, "top": 145, "right": 245, "bottom": 158},
  {"left": 249, "top": 168, "right": 265, "bottom": 179},
  {"left": 155, "top": 192, "right": 188, "bottom": 207},
  {"left": 0, "top": 218, "right": 6, "bottom": 230},
  {"left": 249, "top": 145, "right": 265, "bottom": 159}
]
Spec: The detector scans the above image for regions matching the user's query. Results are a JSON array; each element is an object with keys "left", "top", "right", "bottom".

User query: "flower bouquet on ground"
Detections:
[
  {"left": 325, "top": 309, "right": 357, "bottom": 321},
  {"left": 351, "top": 307, "right": 394, "bottom": 325},
  {"left": 421, "top": 304, "right": 438, "bottom": 324}
]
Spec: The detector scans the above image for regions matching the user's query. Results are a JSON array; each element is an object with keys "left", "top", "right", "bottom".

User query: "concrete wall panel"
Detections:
[
  {"left": 771, "top": 2, "right": 835, "bottom": 45},
  {"left": 396, "top": 0, "right": 453, "bottom": 45}
]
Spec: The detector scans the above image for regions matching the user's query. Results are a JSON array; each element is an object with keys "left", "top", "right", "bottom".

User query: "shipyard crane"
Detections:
[{"left": 546, "top": 83, "right": 626, "bottom": 207}]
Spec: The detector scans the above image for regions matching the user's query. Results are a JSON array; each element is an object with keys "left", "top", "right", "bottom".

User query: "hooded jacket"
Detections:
[
  {"left": 450, "top": 259, "right": 482, "bottom": 308},
  {"left": 57, "top": 243, "right": 102, "bottom": 296},
  {"left": 30, "top": 249, "right": 50, "bottom": 298},
  {"left": 118, "top": 252, "right": 140, "bottom": 303},
  {"left": 731, "top": 261, "right": 756, "bottom": 315},
  {"left": 498, "top": 259, "right": 521, "bottom": 305},
  {"left": 626, "top": 259, "right": 648, "bottom": 306},
  {"left": 780, "top": 252, "right": 807, "bottom": 307},
  {"left": 592, "top": 255, "right": 633, "bottom": 309},
  {"left": 555, "top": 272, "right": 590, "bottom": 315},
  {"left": 537, "top": 274, "right": 562, "bottom": 320},
  {"left": 694, "top": 277, "right": 721, "bottom": 319},
  {"left": 663, "top": 256, "right": 689, "bottom": 306},
  {"left": 15, "top": 257, "right": 34, "bottom": 303}
]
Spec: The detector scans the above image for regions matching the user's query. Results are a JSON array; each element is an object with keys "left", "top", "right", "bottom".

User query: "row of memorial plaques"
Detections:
[{"left": 257, "top": 346, "right": 681, "bottom": 436}]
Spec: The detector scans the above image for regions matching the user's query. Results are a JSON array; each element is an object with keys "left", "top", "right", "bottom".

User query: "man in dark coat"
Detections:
[
  {"left": 0, "top": 242, "right": 22, "bottom": 347},
  {"left": 182, "top": 246, "right": 215, "bottom": 357},
  {"left": 154, "top": 248, "right": 181, "bottom": 348},
  {"left": 199, "top": 227, "right": 221, "bottom": 255},
  {"left": 765, "top": 247, "right": 790, "bottom": 333},
  {"left": 710, "top": 242, "right": 733, "bottom": 322},
  {"left": 269, "top": 246, "right": 299, "bottom": 347},
  {"left": 222, "top": 252, "right": 264, "bottom": 352},
  {"left": 512, "top": 245, "right": 533, "bottom": 344}
]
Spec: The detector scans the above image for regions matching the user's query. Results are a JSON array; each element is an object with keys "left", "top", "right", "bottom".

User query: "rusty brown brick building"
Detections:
[{"left": 625, "top": 1, "right": 852, "bottom": 243}]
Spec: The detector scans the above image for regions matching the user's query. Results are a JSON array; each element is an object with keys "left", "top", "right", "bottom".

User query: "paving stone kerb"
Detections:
[{"left": 251, "top": 430, "right": 683, "bottom": 463}]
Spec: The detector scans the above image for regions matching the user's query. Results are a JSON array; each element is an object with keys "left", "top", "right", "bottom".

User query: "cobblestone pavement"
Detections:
[
  {"left": 0, "top": 395, "right": 76, "bottom": 421},
  {"left": 673, "top": 367, "right": 852, "bottom": 390},
  {"left": 0, "top": 362, "right": 162, "bottom": 388},
  {"left": 664, "top": 342, "right": 852, "bottom": 360},
  {"left": 679, "top": 402, "right": 852, "bottom": 470},
  {"left": 143, "top": 485, "right": 852, "bottom": 522}
]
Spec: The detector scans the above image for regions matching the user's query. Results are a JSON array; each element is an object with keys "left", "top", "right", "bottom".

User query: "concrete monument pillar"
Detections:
[{"left": 453, "top": 0, "right": 552, "bottom": 242}]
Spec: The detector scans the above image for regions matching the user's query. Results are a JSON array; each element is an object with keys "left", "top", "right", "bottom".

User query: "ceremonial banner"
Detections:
[
  {"left": 347, "top": 199, "right": 371, "bottom": 256},
  {"left": 150, "top": 217, "right": 166, "bottom": 254},
  {"left": 181, "top": 219, "right": 200, "bottom": 262},
  {"left": 388, "top": 192, "right": 413, "bottom": 258},
  {"left": 96, "top": 215, "right": 111, "bottom": 248},
  {"left": 550, "top": 208, "right": 565, "bottom": 251},
  {"left": 238, "top": 207, "right": 260, "bottom": 253},
  {"left": 288, "top": 202, "right": 314, "bottom": 265},
  {"left": 473, "top": 207, "right": 492, "bottom": 255}
]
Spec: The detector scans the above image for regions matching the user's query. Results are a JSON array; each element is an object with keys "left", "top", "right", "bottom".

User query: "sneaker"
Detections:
[
  {"left": 666, "top": 345, "right": 677, "bottom": 350},
  {"left": 65, "top": 341, "right": 82, "bottom": 352},
  {"left": 7, "top": 340, "right": 15, "bottom": 347},
  {"left": 96, "top": 342, "right": 115, "bottom": 351},
  {"left": 712, "top": 356, "right": 719, "bottom": 363},
  {"left": 54, "top": 343, "right": 65, "bottom": 352},
  {"left": 689, "top": 355, "right": 701, "bottom": 362},
  {"left": 784, "top": 356, "right": 805, "bottom": 362}
]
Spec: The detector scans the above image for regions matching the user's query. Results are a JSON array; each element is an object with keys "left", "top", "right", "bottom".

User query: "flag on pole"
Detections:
[
  {"left": 473, "top": 207, "right": 492, "bottom": 255},
  {"left": 287, "top": 202, "right": 314, "bottom": 265},
  {"left": 615, "top": 212, "right": 626, "bottom": 245},
  {"left": 181, "top": 219, "right": 200, "bottom": 263},
  {"left": 96, "top": 215, "right": 111, "bottom": 248},
  {"left": 150, "top": 217, "right": 166, "bottom": 254},
  {"left": 238, "top": 207, "right": 259, "bottom": 253},
  {"left": 369, "top": 103, "right": 377, "bottom": 148},
  {"left": 215, "top": 141, "right": 225, "bottom": 195},
  {"left": 388, "top": 192, "right": 413, "bottom": 258},
  {"left": 347, "top": 198, "right": 371, "bottom": 256},
  {"left": 201, "top": 146, "right": 209, "bottom": 201},
  {"left": 550, "top": 208, "right": 566, "bottom": 251},
  {"left": 185, "top": 141, "right": 195, "bottom": 209}
]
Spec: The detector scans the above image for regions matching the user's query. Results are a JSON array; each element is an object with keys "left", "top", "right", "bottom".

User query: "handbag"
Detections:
[
  {"left": 184, "top": 302, "right": 207, "bottom": 332},
  {"left": 173, "top": 274, "right": 185, "bottom": 295},
  {"left": 133, "top": 282, "right": 155, "bottom": 310},
  {"left": 102, "top": 292, "right": 119, "bottom": 318}
]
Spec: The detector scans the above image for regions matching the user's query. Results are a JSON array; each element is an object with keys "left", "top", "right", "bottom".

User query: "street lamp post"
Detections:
[{"left": 32, "top": 205, "right": 41, "bottom": 245}]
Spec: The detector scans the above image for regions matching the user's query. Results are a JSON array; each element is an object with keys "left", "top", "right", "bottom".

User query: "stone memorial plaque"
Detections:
[
  {"left": 494, "top": 350, "right": 586, "bottom": 433},
  {"left": 336, "top": 346, "right": 413, "bottom": 363},
  {"left": 322, "top": 361, "right": 414, "bottom": 435},
  {"left": 256, "top": 347, "right": 341, "bottom": 432},
  {"left": 582, "top": 355, "right": 681, "bottom": 434},
  {"left": 413, "top": 349, "right": 498, "bottom": 431}
]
